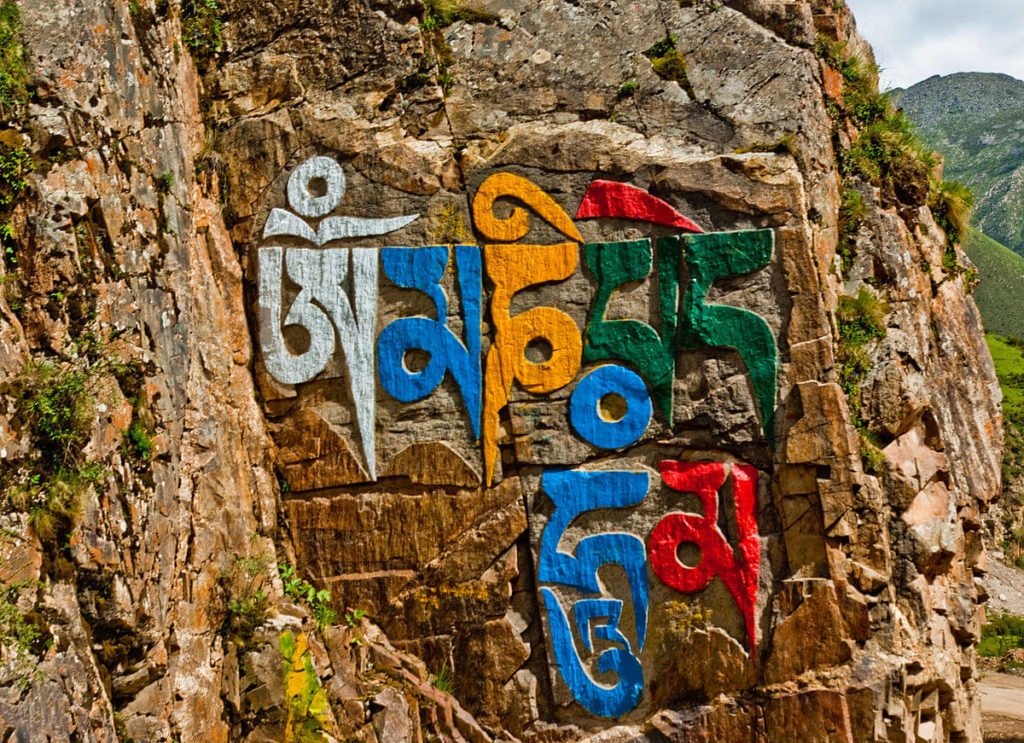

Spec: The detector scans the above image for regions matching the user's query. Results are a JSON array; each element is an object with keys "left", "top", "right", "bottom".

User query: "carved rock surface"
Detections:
[{"left": 0, "top": 0, "right": 1002, "bottom": 742}]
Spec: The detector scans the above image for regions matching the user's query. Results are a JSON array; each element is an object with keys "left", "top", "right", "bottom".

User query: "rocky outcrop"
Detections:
[{"left": 0, "top": 0, "right": 1003, "bottom": 742}]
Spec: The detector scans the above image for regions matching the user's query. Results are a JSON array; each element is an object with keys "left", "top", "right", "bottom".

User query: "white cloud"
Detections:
[{"left": 845, "top": 0, "right": 1024, "bottom": 88}]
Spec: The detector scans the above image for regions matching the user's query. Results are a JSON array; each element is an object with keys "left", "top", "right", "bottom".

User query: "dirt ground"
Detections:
[{"left": 982, "top": 672, "right": 1024, "bottom": 742}]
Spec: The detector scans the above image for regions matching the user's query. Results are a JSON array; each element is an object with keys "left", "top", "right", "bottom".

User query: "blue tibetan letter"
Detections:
[
  {"left": 538, "top": 469, "right": 650, "bottom": 717},
  {"left": 377, "top": 245, "right": 482, "bottom": 437}
]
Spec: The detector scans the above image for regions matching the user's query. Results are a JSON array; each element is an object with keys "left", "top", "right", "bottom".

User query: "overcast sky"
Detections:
[{"left": 844, "top": 0, "right": 1024, "bottom": 89}]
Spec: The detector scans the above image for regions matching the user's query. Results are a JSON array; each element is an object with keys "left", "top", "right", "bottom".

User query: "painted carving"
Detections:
[
  {"left": 258, "top": 155, "right": 420, "bottom": 479},
  {"left": 678, "top": 230, "right": 778, "bottom": 436},
  {"left": 649, "top": 461, "right": 761, "bottom": 653},
  {"left": 473, "top": 173, "right": 584, "bottom": 486},
  {"left": 538, "top": 469, "right": 650, "bottom": 717},
  {"left": 582, "top": 239, "right": 679, "bottom": 422},
  {"left": 263, "top": 156, "right": 419, "bottom": 245},
  {"left": 568, "top": 364, "right": 652, "bottom": 449},
  {"left": 255, "top": 164, "right": 780, "bottom": 719},
  {"left": 575, "top": 179, "right": 704, "bottom": 233},
  {"left": 377, "top": 245, "right": 483, "bottom": 437},
  {"left": 259, "top": 247, "right": 380, "bottom": 478}
]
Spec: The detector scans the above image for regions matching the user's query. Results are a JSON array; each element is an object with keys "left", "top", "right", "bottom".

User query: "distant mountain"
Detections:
[
  {"left": 964, "top": 230, "right": 1024, "bottom": 338},
  {"left": 892, "top": 73, "right": 1024, "bottom": 257}
]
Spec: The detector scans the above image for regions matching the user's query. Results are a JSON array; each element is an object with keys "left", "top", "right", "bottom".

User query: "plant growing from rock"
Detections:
[
  {"left": 430, "top": 659, "right": 454, "bottom": 695},
  {"left": 644, "top": 35, "right": 693, "bottom": 97},
  {"left": 0, "top": 145, "right": 30, "bottom": 208},
  {"left": 5, "top": 359, "right": 107, "bottom": 546},
  {"left": 182, "top": 0, "right": 222, "bottom": 58},
  {"left": 225, "top": 554, "right": 271, "bottom": 642},
  {"left": 836, "top": 289, "right": 890, "bottom": 472},
  {"left": 0, "top": 578, "right": 49, "bottom": 688},
  {"left": 279, "top": 564, "right": 338, "bottom": 630},
  {"left": 122, "top": 419, "right": 154, "bottom": 461},
  {"left": 156, "top": 171, "right": 174, "bottom": 194},
  {"left": 0, "top": 0, "right": 28, "bottom": 117}
]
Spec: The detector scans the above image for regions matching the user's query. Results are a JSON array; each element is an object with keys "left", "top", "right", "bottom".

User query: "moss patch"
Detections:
[{"left": 644, "top": 35, "right": 693, "bottom": 96}]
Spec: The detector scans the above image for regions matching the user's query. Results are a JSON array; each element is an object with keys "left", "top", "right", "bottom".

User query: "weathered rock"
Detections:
[{"left": 0, "top": 0, "right": 1004, "bottom": 741}]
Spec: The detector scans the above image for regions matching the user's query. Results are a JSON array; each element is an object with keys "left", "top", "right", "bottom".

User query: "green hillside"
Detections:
[
  {"left": 987, "top": 334, "right": 1024, "bottom": 485},
  {"left": 893, "top": 73, "right": 1024, "bottom": 257},
  {"left": 965, "top": 230, "right": 1024, "bottom": 338}
]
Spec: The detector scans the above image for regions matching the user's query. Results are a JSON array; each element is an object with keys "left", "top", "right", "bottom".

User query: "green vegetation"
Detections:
[
  {"left": 182, "top": 0, "right": 223, "bottom": 57},
  {"left": 417, "top": 0, "right": 496, "bottom": 96},
  {"left": 0, "top": 579, "right": 49, "bottom": 688},
  {"left": 5, "top": 359, "right": 108, "bottom": 545},
  {"left": 431, "top": 659, "right": 454, "bottom": 695},
  {"left": 980, "top": 611, "right": 1024, "bottom": 657},
  {"left": 156, "top": 171, "right": 174, "bottom": 195},
  {"left": 0, "top": 145, "right": 31, "bottom": 270},
  {"left": 836, "top": 290, "right": 889, "bottom": 463},
  {"left": 986, "top": 335, "right": 1024, "bottom": 490},
  {"left": 0, "top": 145, "right": 31, "bottom": 208},
  {"left": 279, "top": 564, "right": 337, "bottom": 630},
  {"left": 963, "top": 230, "right": 1024, "bottom": 338},
  {"left": 815, "top": 35, "right": 971, "bottom": 266},
  {"left": 0, "top": 1, "right": 28, "bottom": 115},
  {"left": 836, "top": 289, "right": 888, "bottom": 402},
  {"left": 225, "top": 554, "right": 271, "bottom": 641},
  {"left": 122, "top": 419, "right": 154, "bottom": 461},
  {"left": 837, "top": 188, "right": 866, "bottom": 272},
  {"left": 618, "top": 80, "right": 638, "bottom": 98},
  {"left": 644, "top": 35, "right": 690, "bottom": 91},
  {"left": 930, "top": 180, "right": 975, "bottom": 249},
  {"left": 421, "top": 0, "right": 496, "bottom": 30}
]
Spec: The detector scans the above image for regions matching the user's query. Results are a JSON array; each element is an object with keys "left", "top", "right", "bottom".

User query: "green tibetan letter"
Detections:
[
  {"left": 678, "top": 229, "right": 777, "bottom": 437},
  {"left": 583, "top": 239, "right": 679, "bottom": 423}
]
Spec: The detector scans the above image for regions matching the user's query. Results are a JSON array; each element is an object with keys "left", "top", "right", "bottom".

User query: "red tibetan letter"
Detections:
[{"left": 648, "top": 461, "right": 760, "bottom": 654}]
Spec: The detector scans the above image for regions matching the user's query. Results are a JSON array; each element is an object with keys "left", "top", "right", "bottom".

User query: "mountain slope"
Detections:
[
  {"left": 965, "top": 230, "right": 1024, "bottom": 337},
  {"left": 893, "top": 73, "right": 1024, "bottom": 256}
]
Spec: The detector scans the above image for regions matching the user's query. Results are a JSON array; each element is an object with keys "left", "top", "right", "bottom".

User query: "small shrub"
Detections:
[
  {"left": 929, "top": 180, "right": 975, "bottom": 248},
  {"left": 837, "top": 288, "right": 888, "bottom": 349},
  {"left": 0, "top": 1, "right": 28, "bottom": 114},
  {"left": 182, "top": 0, "right": 222, "bottom": 57},
  {"left": 0, "top": 145, "right": 32, "bottom": 209},
  {"left": 5, "top": 353, "right": 138, "bottom": 549},
  {"left": 13, "top": 359, "right": 95, "bottom": 466},
  {"left": 618, "top": 80, "right": 638, "bottom": 98},
  {"left": 0, "top": 580, "right": 49, "bottom": 688},
  {"left": 859, "top": 433, "right": 885, "bottom": 475},
  {"left": 980, "top": 611, "right": 1024, "bottom": 657},
  {"left": 122, "top": 420, "right": 154, "bottom": 460},
  {"left": 13, "top": 465, "right": 104, "bottom": 544},
  {"left": 279, "top": 564, "right": 338, "bottom": 631},
  {"left": 836, "top": 289, "right": 889, "bottom": 430},
  {"left": 225, "top": 554, "right": 270, "bottom": 640},
  {"left": 837, "top": 188, "right": 866, "bottom": 272}
]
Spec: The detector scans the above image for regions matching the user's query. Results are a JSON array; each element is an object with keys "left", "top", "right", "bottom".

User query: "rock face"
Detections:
[{"left": 0, "top": 0, "right": 1003, "bottom": 742}]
